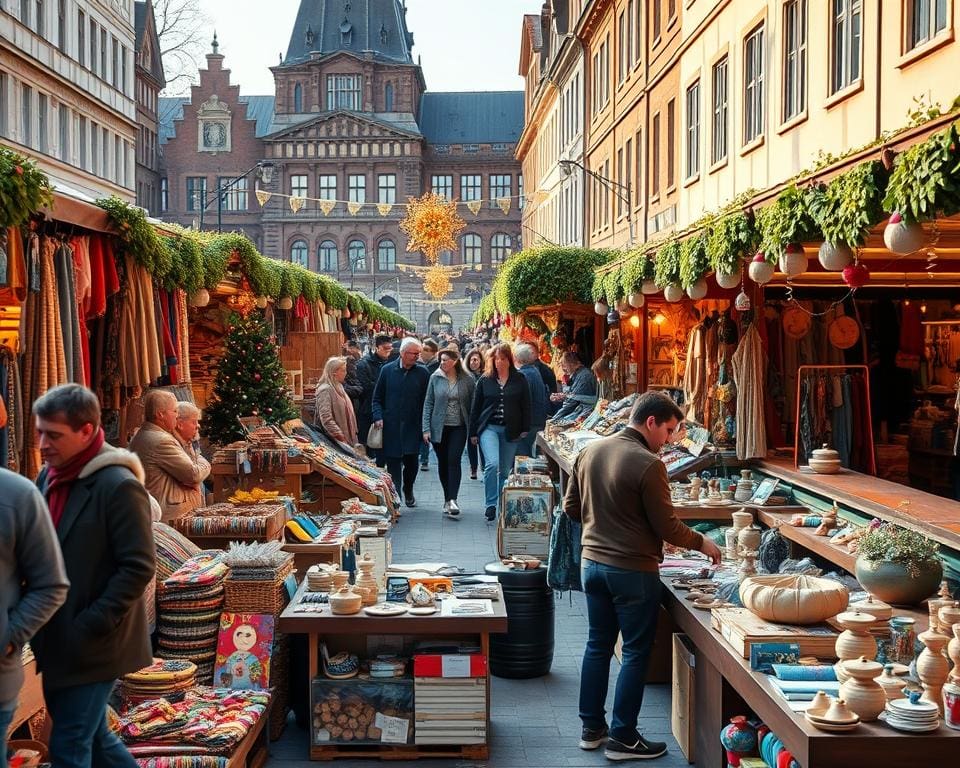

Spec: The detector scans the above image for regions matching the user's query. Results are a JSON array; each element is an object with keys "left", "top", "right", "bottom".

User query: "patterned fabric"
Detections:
[{"left": 153, "top": 523, "right": 202, "bottom": 582}]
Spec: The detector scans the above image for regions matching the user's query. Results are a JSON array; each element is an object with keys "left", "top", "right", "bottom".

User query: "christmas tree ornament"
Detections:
[{"left": 748, "top": 252, "right": 775, "bottom": 285}]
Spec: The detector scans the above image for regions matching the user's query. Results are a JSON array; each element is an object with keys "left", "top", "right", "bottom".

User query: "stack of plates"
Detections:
[
  {"left": 883, "top": 697, "right": 940, "bottom": 732},
  {"left": 803, "top": 709, "right": 860, "bottom": 732},
  {"left": 306, "top": 564, "right": 339, "bottom": 592}
]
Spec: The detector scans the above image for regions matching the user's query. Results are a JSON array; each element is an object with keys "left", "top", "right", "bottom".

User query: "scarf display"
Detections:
[
  {"left": 43, "top": 428, "right": 106, "bottom": 527},
  {"left": 731, "top": 322, "right": 768, "bottom": 460}
]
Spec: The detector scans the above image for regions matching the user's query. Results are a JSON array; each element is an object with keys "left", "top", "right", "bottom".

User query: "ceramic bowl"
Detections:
[{"left": 808, "top": 458, "right": 842, "bottom": 474}]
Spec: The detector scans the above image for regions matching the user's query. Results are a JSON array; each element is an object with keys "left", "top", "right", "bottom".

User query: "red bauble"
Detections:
[
  {"left": 254, "top": 373, "right": 262, "bottom": 381},
  {"left": 842, "top": 262, "right": 870, "bottom": 288}
]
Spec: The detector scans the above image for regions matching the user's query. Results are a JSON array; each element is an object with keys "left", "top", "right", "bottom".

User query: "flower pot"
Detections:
[
  {"left": 594, "top": 301, "right": 609, "bottom": 316},
  {"left": 628, "top": 291, "right": 645, "bottom": 308},
  {"left": 715, "top": 270, "right": 741, "bottom": 289},
  {"left": 686, "top": 278, "right": 708, "bottom": 300},
  {"left": 883, "top": 214, "right": 926, "bottom": 255},
  {"left": 778, "top": 245, "right": 808, "bottom": 277},
  {"left": 189, "top": 288, "right": 211, "bottom": 307},
  {"left": 664, "top": 284, "right": 684, "bottom": 303},
  {"left": 818, "top": 241, "right": 854, "bottom": 271},
  {"left": 278, "top": 296, "right": 293, "bottom": 310},
  {"left": 641, "top": 279, "right": 660, "bottom": 295},
  {"left": 748, "top": 253, "right": 775, "bottom": 285},
  {"left": 854, "top": 556, "right": 943, "bottom": 606}
]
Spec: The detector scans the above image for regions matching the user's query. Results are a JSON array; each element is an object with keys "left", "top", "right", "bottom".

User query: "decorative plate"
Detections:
[
  {"left": 408, "top": 606, "right": 438, "bottom": 616},
  {"left": 782, "top": 304, "right": 812, "bottom": 340},
  {"left": 828, "top": 315, "right": 860, "bottom": 350},
  {"left": 363, "top": 603, "right": 408, "bottom": 617}
]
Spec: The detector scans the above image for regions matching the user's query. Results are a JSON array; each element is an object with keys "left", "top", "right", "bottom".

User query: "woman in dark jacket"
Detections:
[
  {"left": 462, "top": 348, "right": 486, "bottom": 479},
  {"left": 469, "top": 343, "right": 531, "bottom": 521}
]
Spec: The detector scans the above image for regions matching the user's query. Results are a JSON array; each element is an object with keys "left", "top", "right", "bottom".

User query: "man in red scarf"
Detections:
[{"left": 31, "top": 384, "right": 154, "bottom": 768}]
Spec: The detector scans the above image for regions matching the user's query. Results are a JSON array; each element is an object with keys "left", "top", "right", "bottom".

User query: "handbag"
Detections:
[
  {"left": 366, "top": 422, "right": 383, "bottom": 449},
  {"left": 547, "top": 508, "right": 582, "bottom": 593}
]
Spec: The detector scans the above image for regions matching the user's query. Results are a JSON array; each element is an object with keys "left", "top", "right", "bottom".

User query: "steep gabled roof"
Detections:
[
  {"left": 159, "top": 96, "right": 277, "bottom": 143},
  {"left": 134, "top": 0, "right": 166, "bottom": 88},
  {"left": 419, "top": 92, "right": 524, "bottom": 145}
]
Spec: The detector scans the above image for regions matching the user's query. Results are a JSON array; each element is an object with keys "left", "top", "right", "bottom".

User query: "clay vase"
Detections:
[
  {"left": 875, "top": 663, "right": 908, "bottom": 702},
  {"left": 839, "top": 656, "right": 886, "bottom": 721},
  {"left": 329, "top": 586, "right": 363, "bottom": 615},
  {"left": 937, "top": 602, "right": 960, "bottom": 637},
  {"left": 854, "top": 556, "right": 942, "bottom": 606},
  {"left": 719, "top": 716, "right": 757, "bottom": 766},
  {"left": 948, "top": 623, "right": 960, "bottom": 685},
  {"left": 917, "top": 628, "right": 950, "bottom": 714},
  {"left": 731, "top": 509, "right": 754, "bottom": 531},
  {"left": 355, "top": 554, "right": 379, "bottom": 606},
  {"left": 332, "top": 571, "right": 349, "bottom": 591},
  {"left": 737, "top": 525, "right": 762, "bottom": 557},
  {"left": 834, "top": 612, "right": 878, "bottom": 683}
]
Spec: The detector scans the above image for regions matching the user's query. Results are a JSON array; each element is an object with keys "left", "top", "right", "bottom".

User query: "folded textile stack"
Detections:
[
  {"left": 121, "top": 660, "right": 198, "bottom": 708},
  {"left": 156, "top": 552, "right": 230, "bottom": 683},
  {"left": 153, "top": 523, "right": 202, "bottom": 582}
]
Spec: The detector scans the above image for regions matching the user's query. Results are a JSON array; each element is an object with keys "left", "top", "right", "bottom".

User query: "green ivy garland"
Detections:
[
  {"left": 756, "top": 185, "right": 820, "bottom": 261},
  {"left": 0, "top": 147, "right": 53, "bottom": 228},
  {"left": 162, "top": 234, "right": 205, "bottom": 294},
  {"left": 708, "top": 210, "right": 761, "bottom": 274},
  {"left": 883, "top": 123, "right": 960, "bottom": 223},
  {"left": 654, "top": 240, "right": 682, "bottom": 288},
  {"left": 679, "top": 233, "right": 710, "bottom": 288},
  {"left": 807, "top": 160, "right": 888, "bottom": 247},
  {"left": 97, "top": 196, "right": 173, "bottom": 278}
]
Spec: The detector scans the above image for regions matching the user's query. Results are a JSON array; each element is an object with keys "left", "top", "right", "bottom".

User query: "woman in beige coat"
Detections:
[{"left": 314, "top": 356, "right": 359, "bottom": 444}]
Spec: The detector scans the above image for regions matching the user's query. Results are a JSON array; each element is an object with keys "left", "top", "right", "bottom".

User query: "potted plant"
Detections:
[{"left": 854, "top": 521, "right": 942, "bottom": 606}]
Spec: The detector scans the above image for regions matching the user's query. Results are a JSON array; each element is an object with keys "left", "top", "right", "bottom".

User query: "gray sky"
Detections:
[{"left": 194, "top": 0, "right": 541, "bottom": 96}]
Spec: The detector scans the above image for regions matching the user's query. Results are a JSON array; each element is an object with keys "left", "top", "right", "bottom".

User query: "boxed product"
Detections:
[
  {"left": 412, "top": 654, "right": 487, "bottom": 678},
  {"left": 311, "top": 677, "right": 414, "bottom": 745}
]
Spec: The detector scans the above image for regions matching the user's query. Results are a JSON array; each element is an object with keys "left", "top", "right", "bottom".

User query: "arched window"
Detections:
[
  {"left": 385, "top": 83, "right": 394, "bottom": 111},
  {"left": 379, "top": 295, "right": 399, "bottom": 311},
  {"left": 428, "top": 309, "right": 453, "bottom": 333},
  {"left": 461, "top": 233, "right": 482, "bottom": 266},
  {"left": 293, "top": 82, "right": 303, "bottom": 112},
  {"left": 438, "top": 249, "right": 453, "bottom": 266},
  {"left": 348, "top": 239, "right": 366, "bottom": 272},
  {"left": 377, "top": 239, "right": 396, "bottom": 271},
  {"left": 491, "top": 233, "right": 512, "bottom": 265},
  {"left": 290, "top": 239, "right": 308, "bottom": 267},
  {"left": 318, "top": 240, "right": 337, "bottom": 272}
]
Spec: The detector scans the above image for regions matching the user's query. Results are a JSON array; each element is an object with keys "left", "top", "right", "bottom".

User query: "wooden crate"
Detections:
[{"left": 671, "top": 633, "right": 695, "bottom": 764}]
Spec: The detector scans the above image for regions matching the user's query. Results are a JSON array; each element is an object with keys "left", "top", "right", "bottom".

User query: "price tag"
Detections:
[
  {"left": 374, "top": 712, "right": 409, "bottom": 744},
  {"left": 441, "top": 654, "right": 471, "bottom": 678}
]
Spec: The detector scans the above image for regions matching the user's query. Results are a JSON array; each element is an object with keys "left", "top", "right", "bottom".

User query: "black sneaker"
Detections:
[
  {"left": 579, "top": 725, "right": 608, "bottom": 750},
  {"left": 420, "top": 463, "right": 429, "bottom": 471},
  {"left": 604, "top": 735, "right": 667, "bottom": 761},
  {"left": 484, "top": 506, "right": 496, "bottom": 521},
  {"left": 405, "top": 495, "right": 417, "bottom": 508}
]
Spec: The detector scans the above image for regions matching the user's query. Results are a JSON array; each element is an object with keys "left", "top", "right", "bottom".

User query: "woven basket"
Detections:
[{"left": 223, "top": 560, "right": 294, "bottom": 614}]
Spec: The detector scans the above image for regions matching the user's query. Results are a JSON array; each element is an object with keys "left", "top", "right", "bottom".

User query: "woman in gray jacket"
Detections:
[{"left": 422, "top": 349, "right": 476, "bottom": 517}]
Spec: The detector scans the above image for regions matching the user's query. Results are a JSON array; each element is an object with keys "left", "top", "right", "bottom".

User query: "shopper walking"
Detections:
[
  {"left": 514, "top": 343, "right": 549, "bottom": 457},
  {"left": 463, "top": 348, "right": 486, "bottom": 479},
  {"left": 422, "top": 349, "right": 476, "bottom": 518},
  {"left": 341, "top": 341, "right": 364, "bottom": 418},
  {"left": 417, "top": 339, "right": 440, "bottom": 470},
  {"left": 563, "top": 391, "right": 721, "bottom": 760},
  {"left": 32, "top": 383, "right": 155, "bottom": 768},
  {"left": 372, "top": 337, "right": 430, "bottom": 507},
  {"left": 0, "top": 469, "right": 69, "bottom": 762},
  {"left": 469, "top": 343, "right": 530, "bottom": 521},
  {"left": 356, "top": 334, "right": 395, "bottom": 464},
  {"left": 314, "top": 356, "right": 360, "bottom": 445}
]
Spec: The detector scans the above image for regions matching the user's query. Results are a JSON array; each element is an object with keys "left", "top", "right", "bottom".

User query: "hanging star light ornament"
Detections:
[
  {"left": 400, "top": 192, "right": 465, "bottom": 264},
  {"left": 423, "top": 265, "right": 453, "bottom": 299}
]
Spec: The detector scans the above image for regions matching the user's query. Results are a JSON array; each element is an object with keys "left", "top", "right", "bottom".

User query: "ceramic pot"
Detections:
[
  {"left": 834, "top": 611, "right": 878, "bottom": 682},
  {"left": 724, "top": 527, "right": 739, "bottom": 560},
  {"left": 839, "top": 656, "right": 886, "bottom": 721},
  {"left": 809, "top": 444, "right": 842, "bottom": 474},
  {"left": 686, "top": 278, "right": 709, "bottom": 300},
  {"left": 875, "top": 663, "right": 908, "bottom": 701},
  {"left": 849, "top": 594, "right": 892, "bottom": 622},
  {"left": 737, "top": 525, "right": 762, "bottom": 556},
  {"left": 778, "top": 246, "right": 808, "bottom": 278},
  {"left": 937, "top": 601, "right": 960, "bottom": 633},
  {"left": 818, "top": 241, "right": 855, "bottom": 271},
  {"left": 883, "top": 214, "right": 926, "bottom": 255},
  {"left": 329, "top": 586, "right": 362, "bottom": 615},
  {"left": 189, "top": 288, "right": 211, "bottom": 307},
  {"left": 355, "top": 554, "right": 379, "bottom": 606},
  {"left": 731, "top": 509, "right": 754, "bottom": 530},
  {"left": 331, "top": 571, "right": 349, "bottom": 591},
  {"left": 854, "top": 557, "right": 943, "bottom": 606},
  {"left": 715, "top": 270, "right": 741, "bottom": 289},
  {"left": 641, "top": 279, "right": 660, "bottom": 295},
  {"left": 664, "top": 284, "right": 684, "bottom": 303},
  {"left": 719, "top": 716, "right": 757, "bottom": 765},
  {"left": 628, "top": 291, "right": 645, "bottom": 308},
  {"left": 917, "top": 629, "right": 950, "bottom": 713}
]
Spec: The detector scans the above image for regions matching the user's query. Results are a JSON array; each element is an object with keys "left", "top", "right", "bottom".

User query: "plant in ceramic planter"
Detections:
[
  {"left": 855, "top": 522, "right": 943, "bottom": 605},
  {"left": 679, "top": 233, "right": 710, "bottom": 295},
  {"left": 882, "top": 123, "right": 960, "bottom": 226},
  {"left": 654, "top": 239, "right": 682, "bottom": 294},
  {"left": 0, "top": 146, "right": 54, "bottom": 228},
  {"left": 748, "top": 252, "right": 776, "bottom": 285},
  {"left": 807, "top": 159, "right": 888, "bottom": 250},
  {"left": 619, "top": 247, "right": 656, "bottom": 299},
  {"left": 757, "top": 184, "right": 820, "bottom": 266},
  {"left": 883, "top": 212, "right": 927, "bottom": 255},
  {"left": 708, "top": 208, "right": 759, "bottom": 287},
  {"left": 500, "top": 247, "right": 615, "bottom": 313}
]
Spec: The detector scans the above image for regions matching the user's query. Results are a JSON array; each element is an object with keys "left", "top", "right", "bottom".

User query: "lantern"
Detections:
[
  {"left": 735, "top": 290, "right": 752, "bottom": 312},
  {"left": 818, "top": 241, "right": 854, "bottom": 271},
  {"left": 663, "top": 284, "right": 684, "bottom": 303},
  {"left": 641, "top": 279, "right": 660, "bottom": 295}
]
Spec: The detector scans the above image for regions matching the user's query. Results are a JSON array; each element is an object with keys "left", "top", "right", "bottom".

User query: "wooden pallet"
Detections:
[{"left": 309, "top": 743, "right": 488, "bottom": 761}]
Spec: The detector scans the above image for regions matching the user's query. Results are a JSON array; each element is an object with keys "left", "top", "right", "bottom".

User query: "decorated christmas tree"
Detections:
[{"left": 202, "top": 312, "right": 297, "bottom": 445}]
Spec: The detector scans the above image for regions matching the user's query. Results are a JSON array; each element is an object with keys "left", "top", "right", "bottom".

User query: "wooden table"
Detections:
[
  {"left": 278, "top": 581, "right": 508, "bottom": 761},
  {"left": 211, "top": 459, "right": 312, "bottom": 507}
]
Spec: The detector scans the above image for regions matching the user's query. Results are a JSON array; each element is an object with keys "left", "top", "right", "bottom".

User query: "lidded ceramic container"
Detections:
[
  {"left": 875, "top": 663, "right": 908, "bottom": 701},
  {"left": 329, "top": 586, "right": 363, "bottom": 615},
  {"left": 809, "top": 444, "right": 842, "bottom": 474},
  {"left": 840, "top": 656, "right": 886, "bottom": 721},
  {"left": 849, "top": 594, "right": 892, "bottom": 622}
]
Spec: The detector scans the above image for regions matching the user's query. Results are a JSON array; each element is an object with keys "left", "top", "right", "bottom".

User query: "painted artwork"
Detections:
[
  {"left": 214, "top": 613, "right": 275, "bottom": 690},
  {"left": 502, "top": 488, "right": 552, "bottom": 531}
]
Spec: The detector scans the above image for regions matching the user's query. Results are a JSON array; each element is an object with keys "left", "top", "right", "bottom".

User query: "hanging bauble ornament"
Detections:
[
  {"left": 255, "top": 295, "right": 269, "bottom": 309},
  {"left": 664, "top": 284, "right": 684, "bottom": 303},
  {"left": 748, "top": 252, "right": 775, "bottom": 285},
  {"left": 617, "top": 298, "right": 631, "bottom": 313},
  {"left": 641, "top": 279, "right": 660, "bottom": 295},
  {"left": 715, "top": 270, "right": 741, "bottom": 289},
  {"left": 842, "top": 262, "right": 870, "bottom": 288},
  {"left": 628, "top": 291, "right": 645, "bottom": 308},
  {"left": 189, "top": 288, "right": 211, "bottom": 307},
  {"left": 735, "top": 290, "right": 752, "bottom": 312},
  {"left": 883, "top": 212, "right": 926, "bottom": 255},
  {"left": 278, "top": 296, "right": 293, "bottom": 310},
  {"left": 778, "top": 243, "right": 808, "bottom": 277},
  {"left": 254, "top": 373, "right": 262, "bottom": 381},
  {"left": 818, "top": 241, "right": 854, "bottom": 271},
  {"left": 686, "top": 278, "right": 708, "bottom": 300},
  {"left": 594, "top": 300, "right": 609, "bottom": 316},
  {"left": 607, "top": 309, "right": 620, "bottom": 324}
]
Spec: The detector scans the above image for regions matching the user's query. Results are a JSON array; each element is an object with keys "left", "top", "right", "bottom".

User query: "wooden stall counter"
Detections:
[{"left": 211, "top": 457, "right": 312, "bottom": 507}]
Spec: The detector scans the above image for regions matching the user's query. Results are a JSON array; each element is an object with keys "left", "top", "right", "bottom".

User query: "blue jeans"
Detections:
[
  {"left": 0, "top": 699, "right": 15, "bottom": 766},
  {"left": 43, "top": 679, "right": 138, "bottom": 768},
  {"left": 579, "top": 559, "right": 662, "bottom": 744},
  {"left": 419, "top": 440, "right": 431, "bottom": 467},
  {"left": 478, "top": 425, "right": 520, "bottom": 512}
]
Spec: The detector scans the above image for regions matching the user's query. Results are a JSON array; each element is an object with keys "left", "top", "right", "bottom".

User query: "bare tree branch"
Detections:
[{"left": 155, "top": 0, "right": 210, "bottom": 96}]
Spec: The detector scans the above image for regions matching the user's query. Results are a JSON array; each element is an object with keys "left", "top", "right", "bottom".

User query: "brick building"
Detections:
[{"left": 159, "top": 0, "right": 523, "bottom": 332}]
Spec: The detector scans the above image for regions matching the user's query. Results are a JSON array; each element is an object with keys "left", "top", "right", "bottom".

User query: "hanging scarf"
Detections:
[{"left": 44, "top": 427, "right": 105, "bottom": 528}]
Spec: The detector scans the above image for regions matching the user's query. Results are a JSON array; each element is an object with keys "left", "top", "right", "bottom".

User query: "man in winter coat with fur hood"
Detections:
[{"left": 32, "top": 383, "right": 155, "bottom": 768}]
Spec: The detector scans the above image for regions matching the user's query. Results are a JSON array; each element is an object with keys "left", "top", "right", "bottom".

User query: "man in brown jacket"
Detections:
[{"left": 564, "top": 391, "right": 721, "bottom": 761}]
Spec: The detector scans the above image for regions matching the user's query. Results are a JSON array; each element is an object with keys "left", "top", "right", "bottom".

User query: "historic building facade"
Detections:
[
  {"left": 134, "top": 0, "right": 164, "bottom": 215},
  {"left": 0, "top": 0, "right": 138, "bottom": 201},
  {"left": 160, "top": 0, "right": 523, "bottom": 332}
]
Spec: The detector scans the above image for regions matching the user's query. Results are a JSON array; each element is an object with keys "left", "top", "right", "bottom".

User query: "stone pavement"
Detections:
[{"left": 267, "top": 458, "right": 689, "bottom": 767}]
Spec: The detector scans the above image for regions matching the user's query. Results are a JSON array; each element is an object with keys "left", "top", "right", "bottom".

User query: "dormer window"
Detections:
[
  {"left": 327, "top": 74, "right": 361, "bottom": 111},
  {"left": 380, "top": 24, "right": 388, "bottom": 45},
  {"left": 305, "top": 24, "right": 315, "bottom": 47},
  {"left": 340, "top": 19, "right": 352, "bottom": 46}
]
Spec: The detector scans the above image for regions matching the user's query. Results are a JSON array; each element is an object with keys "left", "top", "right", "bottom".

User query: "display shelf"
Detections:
[
  {"left": 754, "top": 509, "right": 858, "bottom": 574},
  {"left": 211, "top": 460, "right": 312, "bottom": 507}
]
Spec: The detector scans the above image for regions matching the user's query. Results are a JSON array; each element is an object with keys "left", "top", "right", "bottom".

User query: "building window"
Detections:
[
  {"left": 431, "top": 174, "right": 453, "bottom": 199},
  {"left": 461, "top": 234, "right": 482, "bottom": 266},
  {"left": 783, "top": 0, "right": 808, "bottom": 121},
  {"left": 651, "top": 112, "right": 660, "bottom": 198},
  {"left": 831, "top": 0, "right": 862, "bottom": 93},
  {"left": 348, "top": 240, "right": 366, "bottom": 272},
  {"left": 491, "top": 233, "right": 512, "bottom": 265},
  {"left": 186, "top": 177, "right": 207, "bottom": 212},
  {"left": 625, "top": 139, "right": 633, "bottom": 207},
  {"left": 290, "top": 240, "right": 308, "bottom": 267},
  {"left": 377, "top": 239, "right": 396, "bottom": 271},
  {"left": 90, "top": 120, "right": 98, "bottom": 173},
  {"left": 384, "top": 83, "right": 394, "bottom": 111},
  {"left": 318, "top": 240, "right": 337, "bottom": 272},
  {"left": 628, "top": 0, "right": 637, "bottom": 65},
  {"left": 460, "top": 174, "right": 481, "bottom": 201},
  {"left": 90, "top": 19, "right": 97, "bottom": 74},
  {"left": 378, "top": 174, "right": 396, "bottom": 204},
  {"left": 666, "top": 98, "right": 675, "bottom": 189},
  {"left": 293, "top": 83, "right": 303, "bottom": 112},
  {"left": 744, "top": 24, "right": 764, "bottom": 144},
  {"left": 100, "top": 28, "right": 107, "bottom": 79},
  {"left": 618, "top": 11, "right": 627, "bottom": 82},
  {"left": 318, "top": 174, "right": 337, "bottom": 200},
  {"left": 33, "top": 0, "right": 42, "bottom": 34},
  {"left": 219, "top": 176, "right": 248, "bottom": 211},
  {"left": 711, "top": 56, "right": 728, "bottom": 164},
  {"left": 490, "top": 174, "right": 511, "bottom": 208},
  {"left": 58, "top": 102, "right": 68, "bottom": 161},
  {"left": 161, "top": 177, "right": 168, "bottom": 212},
  {"left": 634, "top": 129, "right": 642, "bottom": 203},
  {"left": 685, "top": 81, "right": 700, "bottom": 179},
  {"left": 0, "top": 74, "right": 8, "bottom": 138},
  {"left": 616, "top": 147, "right": 625, "bottom": 217},
  {"left": 327, "top": 74, "right": 362, "bottom": 110},
  {"left": 37, "top": 93, "right": 47, "bottom": 154},
  {"left": 518, "top": 175, "right": 524, "bottom": 210},
  {"left": 290, "top": 174, "right": 307, "bottom": 197},
  {"left": 57, "top": 0, "right": 66, "bottom": 53},
  {"left": 653, "top": 0, "right": 662, "bottom": 40},
  {"left": 21, "top": 85, "right": 32, "bottom": 148},
  {"left": 348, "top": 174, "right": 366, "bottom": 203},
  {"left": 77, "top": 10, "right": 85, "bottom": 66},
  {"left": 907, "top": 0, "right": 949, "bottom": 50},
  {"left": 101, "top": 126, "right": 108, "bottom": 178},
  {"left": 19, "top": 0, "right": 29, "bottom": 26}
]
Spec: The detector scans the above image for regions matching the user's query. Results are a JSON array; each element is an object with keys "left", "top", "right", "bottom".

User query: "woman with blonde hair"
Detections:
[{"left": 314, "top": 356, "right": 359, "bottom": 444}]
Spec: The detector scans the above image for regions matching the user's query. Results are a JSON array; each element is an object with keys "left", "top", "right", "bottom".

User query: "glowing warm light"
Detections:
[
  {"left": 653, "top": 312, "right": 667, "bottom": 326},
  {"left": 921, "top": 303, "right": 928, "bottom": 314},
  {"left": 629, "top": 314, "right": 641, "bottom": 328}
]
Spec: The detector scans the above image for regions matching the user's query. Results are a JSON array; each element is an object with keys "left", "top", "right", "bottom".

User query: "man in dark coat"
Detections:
[
  {"left": 32, "top": 384, "right": 155, "bottom": 768},
  {"left": 356, "top": 334, "right": 395, "bottom": 463},
  {"left": 372, "top": 337, "right": 430, "bottom": 507},
  {"left": 342, "top": 341, "right": 364, "bottom": 417}
]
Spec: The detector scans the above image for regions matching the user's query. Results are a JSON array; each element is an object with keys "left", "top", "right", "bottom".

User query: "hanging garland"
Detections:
[
  {"left": 0, "top": 147, "right": 53, "bottom": 228},
  {"left": 423, "top": 265, "right": 453, "bottom": 299},
  {"left": 653, "top": 240, "right": 682, "bottom": 288},
  {"left": 756, "top": 185, "right": 820, "bottom": 261},
  {"left": 883, "top": 122, "right": 960, "bottom": 223},
  {"left": 807, "top": 160, "right": 888, "bottom": 247}
]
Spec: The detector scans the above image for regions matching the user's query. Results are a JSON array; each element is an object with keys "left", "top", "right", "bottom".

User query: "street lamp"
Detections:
[
  {"left": 198, "top": 161, "right": 274, "bottom": 233},
  {"left": 559, "top": 158, "right": 634, "bottom": 246}
]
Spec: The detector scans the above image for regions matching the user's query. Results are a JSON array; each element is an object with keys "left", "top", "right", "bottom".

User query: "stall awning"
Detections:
[{"left": 39, "top": 181, "right": 114, "bottom": 234}]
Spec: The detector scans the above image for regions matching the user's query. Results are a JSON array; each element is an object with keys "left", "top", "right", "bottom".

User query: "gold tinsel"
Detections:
[
  {"left": 423, "top": 265, "right": 452, "bottom": 299},
  {"left": 400, "top": 192, "right": 465, "bottom": 264}
]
